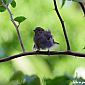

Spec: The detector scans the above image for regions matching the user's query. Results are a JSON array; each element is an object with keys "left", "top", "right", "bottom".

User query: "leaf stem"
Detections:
[{"left": 2, "top": 0, "right": 25, "bottom": 52}]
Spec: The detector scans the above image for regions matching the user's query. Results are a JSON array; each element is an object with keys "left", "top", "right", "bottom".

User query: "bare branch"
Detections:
[
  {"left": 79, "top": 2, "right": 85, "bottom": 16},
  {"left": 0, "top": 50, "right": 85, "bottom": 62},
  {"left": 2, "top": 0, "right": 25, "bottom": 52},
  {"left": 53, "top": 0, "right": 70, "bottom": 50}
]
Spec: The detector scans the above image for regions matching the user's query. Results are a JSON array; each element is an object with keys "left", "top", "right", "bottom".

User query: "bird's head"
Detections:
[{"left": 33, "top": 27, "right": 44, "bottom": 33}]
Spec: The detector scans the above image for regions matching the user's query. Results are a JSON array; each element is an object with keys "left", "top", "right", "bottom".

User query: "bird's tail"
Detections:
[{"left": 54, "top": 41, "right": 59, "bottom": 44}]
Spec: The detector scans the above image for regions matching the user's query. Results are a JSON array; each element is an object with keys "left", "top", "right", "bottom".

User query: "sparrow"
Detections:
[{"left": 33, "top": 27, "right": 59, "bottom": 51}]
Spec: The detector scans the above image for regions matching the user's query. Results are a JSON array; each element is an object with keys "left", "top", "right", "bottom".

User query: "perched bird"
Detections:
[{"left": 33, "top": 27, "right": 59, "bottom": 51}]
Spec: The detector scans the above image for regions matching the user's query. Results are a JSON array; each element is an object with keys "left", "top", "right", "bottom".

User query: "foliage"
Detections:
[
  {"left": 0, "top": 0, "right": 16, "bottom": 12},
  {"left": 8, "top": 71, "right": 41, "bottom": 85},
  {"left": 14, "top": 16, "right": 26, "bottom": 24},
  {"left": 11, "top": 0, "right": 16, "bottom": 8},
  {"left": 0, "top": 5, "right": 6, "bottom": 12},
  {"left": 45, "top": 76, "right": 71, "bottom": 85}
]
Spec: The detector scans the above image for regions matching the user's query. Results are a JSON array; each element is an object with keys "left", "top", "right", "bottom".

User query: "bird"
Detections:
[{"left": 33, "top": 27, "right": 59, "bottom": 51}]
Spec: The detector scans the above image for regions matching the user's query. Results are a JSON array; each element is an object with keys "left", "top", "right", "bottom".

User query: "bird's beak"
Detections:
[{"left": 33, "top": 29, "right": 35, "bottom": 32}]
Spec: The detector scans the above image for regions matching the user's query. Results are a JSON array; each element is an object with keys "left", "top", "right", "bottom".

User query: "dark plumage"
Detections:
[{"left": 33, "top": 27, "right": 59, "bottom": 50}]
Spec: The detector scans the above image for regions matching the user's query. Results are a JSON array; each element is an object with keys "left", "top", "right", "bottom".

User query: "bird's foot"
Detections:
[
  {"left": 36, "top": 49, "right": 40, "bottom": 53},
  {"left": 47, "top": 49, "right": 50, "bottom": 56}
]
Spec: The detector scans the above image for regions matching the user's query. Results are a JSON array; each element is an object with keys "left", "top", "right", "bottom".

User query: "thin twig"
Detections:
[
  {"left": 0, "top": 50, "right": 85, "bottom": 62},
  {"left": 79, "top": 2, "right": 85, "bottom": 16},
  {"left": 53, "top": 0, "right": 70, "bottom": 50},
  {"left": 2, "top": 0, "right": 25, "bottom": 52}
]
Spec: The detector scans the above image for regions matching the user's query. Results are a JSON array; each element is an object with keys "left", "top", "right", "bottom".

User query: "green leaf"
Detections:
[
  {"left": 0, "top": 0, "right": 2, "bottom": 6},
  {"left": 6, "top": 0, "right": 13, "bottom": 4},
  {"left": 23, "top": 75, "right": 41, "bottom": 85},
  {"left": 10, "top": 71, "right": 24, "bottom": 82},
  {"left": 14, "top": 16, "right": 26, "bottom": 24},
  {"left": 45, "top": 76, "right": 71, "bottom": 85},
  {"left": 10, "top": 72, "right": 41, "bottom": 85},
  {"left": 11, "top": 0, "right": 16, "bottom": 8},
  {"left": 61, "top": 0, "right": 66, "bottom": 8},
  {"left": 0, "top": 6, "right": 6, "bottom": 12}
]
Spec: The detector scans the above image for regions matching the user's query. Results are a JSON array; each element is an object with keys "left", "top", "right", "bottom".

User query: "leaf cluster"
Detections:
[
  {"left": 7, "top": 71, "right": 85, "bottom": 85},
  {"left": 0, "top": 0, "right": 16, "bottom": 12}
]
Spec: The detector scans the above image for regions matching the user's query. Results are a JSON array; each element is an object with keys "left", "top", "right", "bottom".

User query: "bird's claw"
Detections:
[
  {"left": 36, "top": 50, "right": 40, "bottom": 53},
  {"left": 47, "top": 49, "right": 50, "bottom": 56}
]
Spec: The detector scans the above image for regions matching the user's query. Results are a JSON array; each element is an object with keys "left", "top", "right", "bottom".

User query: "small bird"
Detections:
[{"left": 33, "top": 27, "right": 59, "bottom": 51}]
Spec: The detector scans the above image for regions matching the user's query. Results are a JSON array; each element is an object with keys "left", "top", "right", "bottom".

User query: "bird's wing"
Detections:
[
  {"left": 44, "top": 30, "right": 59, "bottom": 44},
  {"left": 44, "top": 30, "right": 53, "bottom": 40}
]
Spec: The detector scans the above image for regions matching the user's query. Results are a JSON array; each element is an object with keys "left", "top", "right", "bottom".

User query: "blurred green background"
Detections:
[{"left": 0, "top": 0, "right": 85, "bottom": 85}]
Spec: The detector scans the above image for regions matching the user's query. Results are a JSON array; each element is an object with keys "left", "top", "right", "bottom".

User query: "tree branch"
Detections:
[
  {"left": 2, "top": 0, "right": 25, "bottom": 52},
  {"left": 53, "top": 0, "right": 70, "bottom": 50},
  {"left": 0, "top": 50, "right": 85, "bottom": 62},
  {"left": 79, "top": 2, "right": 85, "bottom": 16}
]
